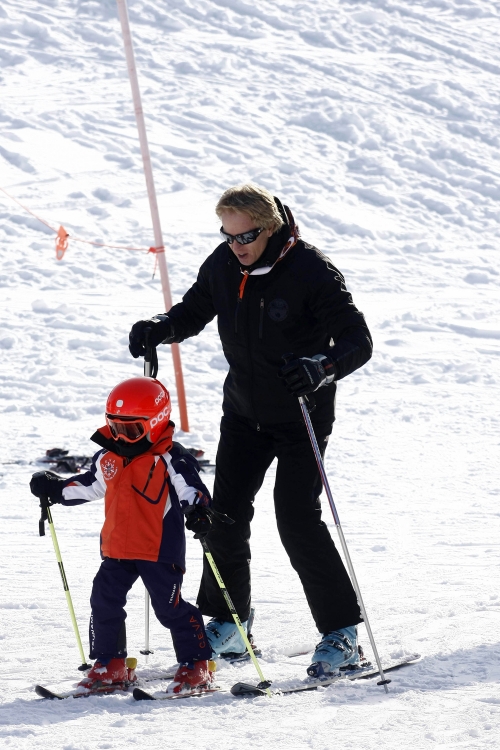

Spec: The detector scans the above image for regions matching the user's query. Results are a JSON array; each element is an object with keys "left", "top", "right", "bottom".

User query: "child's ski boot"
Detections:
[
  {"left": 78, "top": 657, "right": 137, "bottom": 690},
  {"left": 168, "top": 660, "right": 216, "bottom": 694},
  {"left": 307, "top": 626, "right": 359, "bottom": 678}
]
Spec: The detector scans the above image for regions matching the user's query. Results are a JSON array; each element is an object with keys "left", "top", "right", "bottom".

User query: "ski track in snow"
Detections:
[{"left": 1, "top": 0, "right": 499, "bottom": 748}]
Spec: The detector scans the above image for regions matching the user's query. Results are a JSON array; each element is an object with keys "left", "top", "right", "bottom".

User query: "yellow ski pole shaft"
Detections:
[
  {"left": 39, "top": 498, "right": 91, "bottom": 671},
  {"left": 200, "top": 537, "right": 272, "bottom": 697}
]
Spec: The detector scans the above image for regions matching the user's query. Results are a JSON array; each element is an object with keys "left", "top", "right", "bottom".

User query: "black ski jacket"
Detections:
[{"left": 165, "top": 203, "right": 372, "bottom": 426}]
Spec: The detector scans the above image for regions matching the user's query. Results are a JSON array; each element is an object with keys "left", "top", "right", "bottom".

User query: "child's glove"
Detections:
[
  {"left": 183, "top": 506, "right": 213, "bottom": 537},
  {"left": 29, "top": 471, "right": 65, "bottom": 504},
  {"left": 183, "top": 492, "right": 213, "bottom": 537}
]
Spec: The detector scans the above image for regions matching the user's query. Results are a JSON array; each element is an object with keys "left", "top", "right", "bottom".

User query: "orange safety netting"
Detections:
[
  {"left": 56, "top": 225, "right": 69, "bottom": 260},
  {"left": 0, "top": 185, "right": 163, "bottom": 260}
]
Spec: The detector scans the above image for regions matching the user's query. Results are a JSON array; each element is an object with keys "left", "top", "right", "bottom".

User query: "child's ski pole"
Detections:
[
  {"left": 39, "top": 498, "right": 91, "bottom": 671},
  {"left": 140, "top": 332, "right": 157, "bottom": 663},
  {"left": 199, "top": 534, "right": 272, "bottom": 697},
  {"left": 140, "top": 590, "right": 153, "bottom": 663}
]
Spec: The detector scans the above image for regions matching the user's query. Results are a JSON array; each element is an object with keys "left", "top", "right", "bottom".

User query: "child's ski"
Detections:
[
  {"left": 35, "top": 681, "right": 136, "bottom": 700},
  {"left": 34, "top": 669, "right": 177, "bottom": 700}
]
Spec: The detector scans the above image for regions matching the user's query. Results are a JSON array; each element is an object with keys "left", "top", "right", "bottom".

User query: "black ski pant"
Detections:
[
  {"left": 89, "top": 558, "right": 212, "bottom": 664},
  {"left": 197, "top": 413, "right": 362, "bottom": 634}
]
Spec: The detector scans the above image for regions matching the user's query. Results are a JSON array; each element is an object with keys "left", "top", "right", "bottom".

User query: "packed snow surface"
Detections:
[{"left": 1, "top": 0, "right": 499, "bottom": 748}]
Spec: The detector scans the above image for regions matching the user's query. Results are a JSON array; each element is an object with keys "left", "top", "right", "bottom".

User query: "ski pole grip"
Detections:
[
  {"left": 303, "top": 393, "right": 316, "bottom": 412},
  {"left": 282, "top": 354, "right": 316, "bottom": 412},
  {"left": 39, "top": 496, "right": 49, "bottom": 537},
  {"left": 144, "top": 328, "right": 152, "bottom": 376},
  {"left": 143, "top": 328, "right": 158, "bottom": 378},
  {"left": 144, "top": 328, "right": 152, "bottom": 362}
]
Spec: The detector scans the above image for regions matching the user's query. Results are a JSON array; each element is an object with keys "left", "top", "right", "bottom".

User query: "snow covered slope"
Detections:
[{"left": 1, "top": 1, "right": 499, "bottom": 748}]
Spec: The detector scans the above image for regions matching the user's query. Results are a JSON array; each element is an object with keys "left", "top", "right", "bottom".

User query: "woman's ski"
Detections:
[{"left": 231, "top": 653, "right": 421, "bottom": 697}]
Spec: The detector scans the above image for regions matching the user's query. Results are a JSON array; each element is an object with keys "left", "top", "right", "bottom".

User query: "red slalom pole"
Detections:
[{"left": 116, "top": 0, "right": 189, "bottom": 432}]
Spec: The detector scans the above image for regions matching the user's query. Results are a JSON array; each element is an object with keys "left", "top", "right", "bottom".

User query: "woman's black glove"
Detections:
[
  {"left": 278, "top": 354, "right": 336, "bottom": 397},
  {"left": 129, "top": 315, "right": 173, "bottom": 358},
  {"left": 30, "top": 471, "right": 65, "bottom": 504}
]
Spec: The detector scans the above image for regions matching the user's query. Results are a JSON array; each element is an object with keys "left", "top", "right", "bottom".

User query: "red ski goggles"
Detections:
[{"left": 106, "top": 415, "right": 148, "bottom": 443}]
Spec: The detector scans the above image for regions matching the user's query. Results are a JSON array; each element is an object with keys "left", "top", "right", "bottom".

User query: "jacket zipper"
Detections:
[
  {"left": 234, "top": 271, "right": 261, "bottom": 425},
  {"left": 235, "top": 272, "right": 250, "bottom": 333},
  {"left": 142, "top": 459, "right": 156, "bottom": 494},
  {"left": 244, "top": 281, "right": 259, "bottom": 424},
  {"left": 234, "top": 298, "right": 240, "bottom": 333}
]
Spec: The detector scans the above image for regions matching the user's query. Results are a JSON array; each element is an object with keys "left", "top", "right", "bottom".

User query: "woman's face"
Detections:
[{"left": 219, "top": 210, "right": 273, "bottom": 266}]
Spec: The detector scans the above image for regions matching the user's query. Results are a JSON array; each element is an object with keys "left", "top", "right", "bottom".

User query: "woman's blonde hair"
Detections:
[{"left": 216, "top": 184, "right": 284, "bottom": 233}]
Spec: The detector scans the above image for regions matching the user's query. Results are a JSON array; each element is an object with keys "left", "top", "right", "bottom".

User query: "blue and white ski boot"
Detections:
[
  {"left": 206, "top": 608, "right": 259, "bottom": 661},
  {"left": 307, "top": 626, "right": 359, "bottom": 678}
]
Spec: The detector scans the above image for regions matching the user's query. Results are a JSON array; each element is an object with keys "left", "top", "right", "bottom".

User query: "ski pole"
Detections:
[
  {"left": 199, "top": 535, "right": 272, "bottom": 697},
  {"left": 39, "top": 497, "right": 91, "bottom": 671},
  {"left": 140, "top": 590, "right": 153, "bottom": 663},
  {"left": 296, "top": 389, "right": 390, "bottom": 693},
  {"left": 143, "top": 332, "right": 158, "bottom": 379},
  {"left": 140, "top": 331, "right": 156, "bottom": 663}
]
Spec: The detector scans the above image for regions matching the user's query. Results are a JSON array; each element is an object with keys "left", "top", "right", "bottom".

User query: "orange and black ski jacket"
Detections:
[{"left": 59, "top": 424, "right": 210, "bottom": 568}]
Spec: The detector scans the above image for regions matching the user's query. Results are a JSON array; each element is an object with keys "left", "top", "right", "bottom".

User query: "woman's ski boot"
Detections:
[{"left": 307, "top": 626, "right": 359, "bottom": 678}]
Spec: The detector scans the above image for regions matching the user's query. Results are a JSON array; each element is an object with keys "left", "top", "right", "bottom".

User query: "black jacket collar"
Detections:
[{"left": 90, "top": 421, "right": 175, "bottom": 458}]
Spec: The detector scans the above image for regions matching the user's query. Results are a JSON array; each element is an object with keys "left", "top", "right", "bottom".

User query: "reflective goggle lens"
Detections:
[
  {"left": 220, "top": 227, "right": 264, "bottom": 245},
  {"left": 106, "top": 416, "right": 147, "bottom": 443}
]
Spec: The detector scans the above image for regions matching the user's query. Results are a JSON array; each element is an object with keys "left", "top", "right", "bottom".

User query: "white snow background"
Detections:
[{"left": 1, "top": 0, "right": 499, "bottom": 747}]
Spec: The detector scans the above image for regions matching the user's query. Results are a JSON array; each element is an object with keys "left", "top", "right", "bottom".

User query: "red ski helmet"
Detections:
[{"left": 105, "top": 377, "right": 171, "bottom": 444}]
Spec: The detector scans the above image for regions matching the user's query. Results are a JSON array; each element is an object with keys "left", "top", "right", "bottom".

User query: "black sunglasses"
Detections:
[{"left": 220, "top": 226, "right": 264, "bottom": 245}]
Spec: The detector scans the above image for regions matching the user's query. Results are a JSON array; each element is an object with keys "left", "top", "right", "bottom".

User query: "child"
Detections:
[{"left": 30, "top": 376, "right": 215, "bottom": 694}]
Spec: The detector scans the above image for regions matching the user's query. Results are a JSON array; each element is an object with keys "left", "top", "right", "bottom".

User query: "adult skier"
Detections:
[
  {"left": 30, "top": 377, "right": 215, "bottom": 694},
  {"left": 129, "top": 184, "right": 373, "bottom": 678}
]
